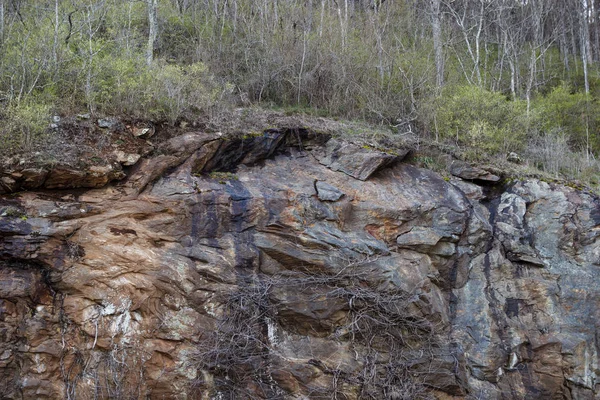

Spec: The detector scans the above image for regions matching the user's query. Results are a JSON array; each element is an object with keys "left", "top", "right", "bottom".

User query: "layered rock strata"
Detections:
[{"left": 1, "top": 128, "right": 600, "bottom": 399}]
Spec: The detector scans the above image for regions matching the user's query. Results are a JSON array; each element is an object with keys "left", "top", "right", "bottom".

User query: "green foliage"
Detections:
[
  {"left": 1, "top": 0, "right": 600, "bottom": 182},
  {"left": 208, "top": 171, "right": 239, "bottom": 184},
  {"left": 532, "top": 83, "right": 600, "bottom": 151},
  {"left": 0, "top": 101, "right": 50, "bottom": 155},
  {"left": 1, "top": 206, "right": 27, "bottom": 219},
  {"left": 150, "top": 62, "right": 220, "bottom": 123},
  {"left": 94, "top": 57, "right": 221, "bottom": 123},
  {"left": 431, "top": 86, "right": 527, "bottom": 156}
]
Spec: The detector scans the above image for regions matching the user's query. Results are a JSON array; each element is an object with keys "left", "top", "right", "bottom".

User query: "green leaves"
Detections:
[
  {"left": 0, "top": 100, "right": 50, "bottom": 155},
  {"left": 93, "top": 58, "right": 219, "bottom": 123},
  {"left": 532, "top": 83, "right": 600, "bottom": 151},
  {"left": 430, "top": 85, "right": 527, "bottom": 156}
]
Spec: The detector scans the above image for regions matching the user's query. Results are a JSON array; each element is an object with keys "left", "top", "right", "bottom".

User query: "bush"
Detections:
[
  {"left": 93, "top": 57, "right": 224, "bottom": 123},
  {"left": 532, "top": 83, "right": 600, "bottom": 152},
  {"left": 150, "top": 62, "right": 222, "bottom": 123},
  {"left": 525, "top": 128, "right": 600, "bottom": 179},
  {"left": 429, "top": 85, "right": 527, "bottom": 156},
  {"left": 0, "top": 100, "right": 50, "bottom": 155}
]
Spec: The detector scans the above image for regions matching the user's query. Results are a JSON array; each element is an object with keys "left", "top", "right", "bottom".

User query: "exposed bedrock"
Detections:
[{"left": 1, "top": 128, "right": 600, "bottom": 399}]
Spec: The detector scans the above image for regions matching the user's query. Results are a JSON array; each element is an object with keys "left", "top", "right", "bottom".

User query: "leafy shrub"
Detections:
[
  {"left": 430, "top": 85, "right": 527, "bottom": 156},
  {"left": 532, "top": 83, "right": 600, "bottom": 152},
  {"left": 93, "top": 57, "right": 223, "bottom": 123},
  {"left": 0, "top": 100, "right": 50, "bottom": 155},
  {"left": 150, "top": 62, "right": 221, "bottom": 123}
]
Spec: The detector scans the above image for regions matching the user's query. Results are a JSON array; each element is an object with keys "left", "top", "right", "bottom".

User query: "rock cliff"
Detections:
[{"left": 1, "top": 123, "right": 600, "bottom": 399}]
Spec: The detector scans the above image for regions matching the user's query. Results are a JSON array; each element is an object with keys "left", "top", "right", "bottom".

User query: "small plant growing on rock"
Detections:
[
  {"left": 1, "top": 206, "right": 27, "bottom": 219},
  {"left": 208, "top": 171, "right": 238, "bottom": 184}
]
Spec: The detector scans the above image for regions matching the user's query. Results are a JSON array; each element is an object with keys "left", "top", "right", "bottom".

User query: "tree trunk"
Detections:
[
  {"left": 0, "top": 0, "right": 4, "bottom": 46},
  {"left": 147, "top": 0, "right": 158, "bottom": 65},
  {"left": 430, "top": 0, "right": 443, "bottom": 87},
  {"left": 53, "top": 0, "right": 59, "bottom": 68},
  {"left": 582, "top": 0, "right": 591, "bottom": 93},
  {"left": 583, "top": 0, "right": 593, "bottom": 64}
]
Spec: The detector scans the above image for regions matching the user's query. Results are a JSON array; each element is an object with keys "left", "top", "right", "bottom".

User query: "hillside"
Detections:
[
  {"left": 3, "top": 1, "right": 600, "bottom": 399},
  {"left": 2, "top": 0, "right": 600, "bottom": 183}
]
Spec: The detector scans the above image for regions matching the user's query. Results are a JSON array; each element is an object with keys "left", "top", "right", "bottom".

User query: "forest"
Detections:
[{"left": 2, "top": 0, "right": 600, "bottom": 180}]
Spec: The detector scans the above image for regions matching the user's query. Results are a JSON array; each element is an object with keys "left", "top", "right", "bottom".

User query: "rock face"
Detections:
[{"left": 1, "top": 128, "right": 600, "bottom": 399}]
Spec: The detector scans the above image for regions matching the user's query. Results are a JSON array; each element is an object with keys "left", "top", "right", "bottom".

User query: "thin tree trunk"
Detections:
[
  {"left": 53, "top": 0, "right": 59, "bottom": 68},
  {"left": 0, "top": 0, "right": 4, "bottom": 46},
  {"left": 580, "top": 0, "right": 592, "bottom": 160},
  {"left": 430, "top": 0, "right": 443, "bottom": 87},
  {"left": 298, "top": 30, "right": 307, "bottom": 105},
  {"left": 319, "top": 0, "right": 325, "bottom": 38},
  {"left": 146, "top": 0, "right": 158, "bottom": 65},
  {"left": 560, "top": 21, "right": 571, "bottom": 73},
  {"left": 594, "top": 0, "right": 600, "bottom": 61},
  {"left": 473, "top": 0, "right": 484, "bottom": 86},
  {"left": 583, "top": 0, "right": 593, "bottom": 63},
  {"left": 571, "top": 12, "right": 580, "bottom": 73},
  {"left": 127, "top": 1, "right": 133, "bottom": 53},
  {"left": 337, "top": 1, "right": 347, "bottom": 48},
  {"left": 526, "top": 47, "right": 536, "bottom": 115},
  {"left": 509, "top": 58, "right": 516, "bottom": 100},
  {"left": 582, "top": 0, "right": 591, "bottom": 93}
]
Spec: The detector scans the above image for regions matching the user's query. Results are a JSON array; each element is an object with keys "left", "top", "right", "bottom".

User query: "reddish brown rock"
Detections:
[{"left": 0, "top": 131, "right": 599, "bottom": 399}]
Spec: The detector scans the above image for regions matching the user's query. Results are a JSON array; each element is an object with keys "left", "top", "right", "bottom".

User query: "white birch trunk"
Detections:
[{"left": 147, "top": 0, "right": 158, "bottom": 65}]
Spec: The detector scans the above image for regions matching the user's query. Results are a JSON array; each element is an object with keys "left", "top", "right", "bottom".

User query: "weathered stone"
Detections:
[
  {"left": 0, "top": 176, "right": 18, "bottom": 193},
  {"left": 113, "top": 150, "right": 141, "bottom": 166},
  {"left": 97, "top": 117, "right": 121, "bottom": 129},
  {"left": 397, "top": 226, "right": 442, "bottom": 247},
  {"left": 315, "top": 181, "right": 345, "bottom": 201},
  {"left": 132, "top": 126, "right": 155, "bottom": 138},
  {"left": 201, "top": 130, "right": 288, "bottom": 171},
  {"left": 0, "top": 268, "right": 42, "bottom": 298},
  {"left": 451, "top": 178, "right": 486, "bottom": 200},
  {"left": 44, "top": 165, "right": 125, "bottom": 189},
  {"left": 507, "top": 152, "right": 522, "bottom": 164},
  {"left": 317, "top": 139, "right": 408, "bottom": 180},
  {"left": 20, "top": 168, "right": 49, "bottom": 189},
  {"left": 450, "top": 160, "right": 501, "bottom": 182}
]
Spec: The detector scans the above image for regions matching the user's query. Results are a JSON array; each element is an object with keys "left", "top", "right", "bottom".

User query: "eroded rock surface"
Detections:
[{"left": 1, "top": 129, "right": 600, "bottom": 399}]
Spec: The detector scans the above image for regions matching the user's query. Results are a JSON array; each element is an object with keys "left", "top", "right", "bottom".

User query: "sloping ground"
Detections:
[{"left": 1, "top": 120, "right": 600, "bottom": 399}]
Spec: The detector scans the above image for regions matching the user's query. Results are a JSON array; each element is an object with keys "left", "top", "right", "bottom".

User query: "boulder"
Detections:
[
  {"left": 315, "top": 181, "right": 345, "bottom": 201},
  {"left": 450, "top": 160, "right": 500, "bottom": 182},
  {"left": 97, "top": 117, "right": 122, "bottom": 130},
  {"left": 114, "top": 150, "right": 141, "bottom": 166},
  {"left": 317, "top": 139, "right": 408, "bottom": 180}
]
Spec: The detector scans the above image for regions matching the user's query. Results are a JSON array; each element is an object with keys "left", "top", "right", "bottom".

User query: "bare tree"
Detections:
[
  {"left": 444, "top": 0, "right": 488, "bottom": 86},
  {"left": 0, "top": 0, "right": 4, "bottom": 46},
  {"left": 430, "top": 0, "right": 444, "bottom": 87},
  {"left": 581, "top": 0, "right": 592, "bottom": 94},
  {"left": 146, "top": 0, "right": 158, "bottom": 65}
]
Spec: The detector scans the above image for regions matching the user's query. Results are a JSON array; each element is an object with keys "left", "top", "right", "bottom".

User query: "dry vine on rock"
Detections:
[{"left": 192, "top": 259, "right": 451, "bottom": 399}]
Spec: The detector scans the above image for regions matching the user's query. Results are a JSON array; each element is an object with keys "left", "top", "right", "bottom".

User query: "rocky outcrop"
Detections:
[
  {"left": 450, "top": 160, "right": 501, "bottom": 182},
  {"left": 1, "top": 127, "right": 600, "bottom": 399}
]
